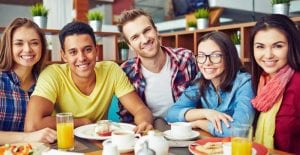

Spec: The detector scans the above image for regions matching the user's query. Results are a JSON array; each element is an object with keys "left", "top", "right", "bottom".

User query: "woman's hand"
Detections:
[{"left": 203, "top": 109, "right": 233, "bottom": 133}]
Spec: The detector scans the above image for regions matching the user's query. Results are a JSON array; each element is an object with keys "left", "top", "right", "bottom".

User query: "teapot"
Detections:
[{"left": 135, "top": 130, "right": 169, "bottom": 155}]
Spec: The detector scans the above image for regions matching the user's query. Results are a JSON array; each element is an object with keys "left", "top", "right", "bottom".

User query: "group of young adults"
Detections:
[{"left": 0, "top": 8, "right": 299, "bottom": 154}]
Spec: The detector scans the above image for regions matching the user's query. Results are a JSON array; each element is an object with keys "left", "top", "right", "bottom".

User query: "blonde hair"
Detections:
[
  {"left": 117, "top": 9, "right": 157, "bottom": 43},
  {"left": 0, "top": 17, "right": 47, "bottom": 73}
]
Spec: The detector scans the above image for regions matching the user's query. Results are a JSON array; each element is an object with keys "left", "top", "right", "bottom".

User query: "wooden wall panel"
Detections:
[{"left": 74, "top": 0, "right": 89, "bottom": 22}]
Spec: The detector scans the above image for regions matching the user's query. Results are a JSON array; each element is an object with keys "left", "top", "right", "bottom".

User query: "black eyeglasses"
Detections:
[{"left": 196, "top": 52, "right": 223, "bottom": 64}]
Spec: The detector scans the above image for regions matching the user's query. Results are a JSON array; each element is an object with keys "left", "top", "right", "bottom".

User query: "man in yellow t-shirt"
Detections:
[{"left": 24, "top": 21, "right": 153, "bottom": 133}]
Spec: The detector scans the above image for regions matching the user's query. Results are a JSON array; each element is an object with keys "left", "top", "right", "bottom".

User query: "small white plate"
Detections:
[
  {"left": 102, "top": 138, "right": 137, "bottom": 153},
  {"left": 74, "top": 122, "right": 136, "bottom": 140},
  {"left": 163, "top": 130, "right": 200, "bottom": 141}
]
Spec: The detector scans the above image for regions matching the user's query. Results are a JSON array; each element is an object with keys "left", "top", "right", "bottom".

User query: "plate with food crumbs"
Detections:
[
  {"left": 189, "top": 137, "right": 268, "bottom": 155},
  {"left": 74, "top": 122, "right": 136, "bottom": 140}
]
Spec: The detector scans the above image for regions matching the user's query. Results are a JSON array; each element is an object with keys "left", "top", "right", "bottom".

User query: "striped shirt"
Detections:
[
  {"left": 118, "top": 46, "right": 199, "bottom": 122},
  {"left": 0, "top": 70, "right": 36, "bottom": 131}
]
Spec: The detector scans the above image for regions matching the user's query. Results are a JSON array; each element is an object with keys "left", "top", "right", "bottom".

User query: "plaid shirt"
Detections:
[
  {"left": 118, "top": 46, "right": 199, "bottom": 122},
  {"left": 0, "top": 70, "right": 36, "bottom": 131}
]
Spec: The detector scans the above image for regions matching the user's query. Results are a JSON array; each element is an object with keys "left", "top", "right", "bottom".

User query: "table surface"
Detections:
[{"left": 82, "top": 129, "right": 292, "bottom": 155}]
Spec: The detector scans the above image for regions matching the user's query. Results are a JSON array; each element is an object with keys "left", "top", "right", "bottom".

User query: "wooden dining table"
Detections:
[{"left": 80, "top": 129, "right": 292, "bottom": 155}]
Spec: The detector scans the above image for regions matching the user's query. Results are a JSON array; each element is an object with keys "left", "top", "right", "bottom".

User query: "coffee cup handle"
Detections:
[{"left": 135, "top": 133, "right": 141, "bottom": 139}]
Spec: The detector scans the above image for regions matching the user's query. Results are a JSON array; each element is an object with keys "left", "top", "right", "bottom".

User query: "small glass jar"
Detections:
[{"left": 95, "top": 120, "right": 112, "bottom": 136}]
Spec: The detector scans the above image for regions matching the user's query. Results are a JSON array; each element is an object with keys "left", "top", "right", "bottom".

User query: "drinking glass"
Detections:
[
  {"left": 231, "top": 124, "right": 253, "bottom": 155},
  {"left": 56, "top": 112, "right": 74, "bottom": 151}
]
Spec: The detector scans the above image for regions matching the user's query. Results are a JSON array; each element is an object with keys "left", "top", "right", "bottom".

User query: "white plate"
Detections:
[
  {"left": 164, "top": 130, "right": 200, "bottom": 141},
  {"left": 102, "top": 138, "right": 137, "bottom": 153},
  {"left": 74, "top": 122, "right": 136, "bottom": 140},
  {"left": 3, "top": 143, "right": 50, "bottom": 155}
]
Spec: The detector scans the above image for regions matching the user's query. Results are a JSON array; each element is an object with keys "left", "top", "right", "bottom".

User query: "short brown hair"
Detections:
[
  {"left": 0, "top": 18, "right": 47, "bottom": 74},
  {"left": 117, "top": 9, "right": 157, "bottom": 43}
]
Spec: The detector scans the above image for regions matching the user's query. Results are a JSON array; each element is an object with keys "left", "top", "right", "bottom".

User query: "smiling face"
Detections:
[
  {"left": 61, "top": 34, "right": 98, "bottom": 80},
  {"left": 253, "top": 28, "right": 288, "bottom": 76},
  {"left": 122, "top": 15, "right": 161, "bottom": 59},
  {"left": 12, "top": 26, "right": 42, "bottom": 70},
  {"left": 197, "top": 39, "right": 225, "bottom": 87}
]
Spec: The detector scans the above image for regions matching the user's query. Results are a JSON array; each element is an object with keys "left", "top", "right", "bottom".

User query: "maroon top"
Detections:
[{"left": 275, "top": 71, "right": 300, "bottom": 154}]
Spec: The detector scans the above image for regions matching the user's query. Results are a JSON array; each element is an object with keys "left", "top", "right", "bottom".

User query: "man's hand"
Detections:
[
  {"left": 134, "top": 121, "right": 153, "bottom": 134},
  {"left": 74, "top": 118, "right": 92, "bottom": 128},
  {"left": 25, "top": 128, "right": 57, "bottom": 144}
]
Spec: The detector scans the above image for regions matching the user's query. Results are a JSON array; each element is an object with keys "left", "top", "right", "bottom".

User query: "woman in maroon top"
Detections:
[{"left": 250, "top": 14, "right": 300, "bottom": 153}]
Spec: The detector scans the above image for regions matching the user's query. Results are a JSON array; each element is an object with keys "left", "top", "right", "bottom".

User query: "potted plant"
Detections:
[
  {"left": 187, "top": 21, "right": 197, "bottom": 31},
  {"left": 271, "top": 0, "right": 290, "bottom": 16},
  {"left": 230, "top": 31, "right": 241, "bottom": 58},
  {"left": 118, "top": 41, "right": 129, "bottom": 61},
  {"left": 30, "top": 3, "right": 49, "bottom": 29},
  {"left": 194, "top": 8, "right": 209, "bottom": 29},
  {"left": 87, "top": 10, "right": 103, "bottom": 32}
]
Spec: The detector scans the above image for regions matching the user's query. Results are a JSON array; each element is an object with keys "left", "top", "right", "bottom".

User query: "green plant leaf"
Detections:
[
  {"left": 187, "top": 21, "right": 197, "bottom": 27},
  {"left": 118, "top": 41, "right": 129, "bottom": 49},
  {"left": 30, "top": 3, "right": 48, "bottom": 17},
  {"left": 87, "top": 10, "right": 103, "bottom": 21},
  {"left": 271, "top": 0, "right": 290, "bottom": 5},
  {"left": 194, "top": 8, "right": 209, "bottom": 19},
  {"left": 230, "top": 31, "right": 241, "bottom": 44}
]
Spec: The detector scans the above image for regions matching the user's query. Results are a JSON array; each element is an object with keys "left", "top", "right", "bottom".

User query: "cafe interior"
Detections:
[{"left": 0, "top": 0, "right": 300, "bottom": 154}]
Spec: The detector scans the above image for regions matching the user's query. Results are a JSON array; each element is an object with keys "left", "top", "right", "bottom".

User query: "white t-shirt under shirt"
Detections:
[{"left": 141, "top": 55, "right": 174, "bottom": 117}]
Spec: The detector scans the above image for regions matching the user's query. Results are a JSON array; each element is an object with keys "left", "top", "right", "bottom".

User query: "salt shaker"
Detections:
[{"left": 136, "top": 140, "right": 155, "bottom": 155}]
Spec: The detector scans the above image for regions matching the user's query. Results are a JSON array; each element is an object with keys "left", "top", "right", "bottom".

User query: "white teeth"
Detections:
[
  {"left": 204, "top": 68, "right": 215, "bottom": 74},
  {"left": 21, "top": 55, "right": 34, "bottom": 60},
  {"left": 263, "top": 60, "right": 276, "bottom": 66},
  {"left": 142, "top": 42, "right": 153, "bottom": 49},
  {"left": 77, "top": 64, "right": 89, "bottom": 69}
]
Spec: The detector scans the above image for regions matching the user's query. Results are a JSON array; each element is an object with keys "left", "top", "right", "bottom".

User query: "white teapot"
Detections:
[{"left": 135, "top": 130, "right": 169, "bottom": 155}]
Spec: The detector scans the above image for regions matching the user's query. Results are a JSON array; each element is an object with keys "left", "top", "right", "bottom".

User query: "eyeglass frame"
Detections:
[{"left": 196, "top": 51, "right": 223, "bottom": 64}]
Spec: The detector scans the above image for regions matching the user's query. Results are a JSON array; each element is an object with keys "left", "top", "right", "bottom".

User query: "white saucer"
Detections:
[
  {"left": 102, "top": 138, "right": 136, "bottom": 153},
  {"left": 164, "top": 130, "right": 200, "bottom": 141}
]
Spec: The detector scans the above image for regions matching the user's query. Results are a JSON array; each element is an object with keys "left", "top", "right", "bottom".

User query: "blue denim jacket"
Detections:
[{"left": 165, "top": 71, "right": 255, "bottom": 137}]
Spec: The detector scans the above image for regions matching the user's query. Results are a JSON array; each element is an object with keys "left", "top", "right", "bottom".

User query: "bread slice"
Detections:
[{"left": 195, "top": 142, "right": 223, "bottom": 155}]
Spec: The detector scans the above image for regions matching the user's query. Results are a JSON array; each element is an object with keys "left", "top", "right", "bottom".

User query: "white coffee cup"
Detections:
[
  {"left": 110, "top": 130, "right": 136, "bottom": 150},
  {"left": 170, "top": 122, "right": 192, "bottom": 138},
  {"left": 103, "top": 142, "right": 120, "bottom": 155}
]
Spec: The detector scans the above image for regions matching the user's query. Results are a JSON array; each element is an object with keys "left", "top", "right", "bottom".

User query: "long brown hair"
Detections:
[
  {"left": 0, "top": 17, "right": 47, "bottom": 74},
  {"left": 250, "top": 14, "right": 300, "bottom": 95}
]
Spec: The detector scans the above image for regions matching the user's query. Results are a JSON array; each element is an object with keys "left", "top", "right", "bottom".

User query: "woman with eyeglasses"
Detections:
[
  {"left": 166, "top": 31, "right": 255, "bottom": 137},
  {"left": 250, "top": 14, "right": 300, "bottom": 153}
]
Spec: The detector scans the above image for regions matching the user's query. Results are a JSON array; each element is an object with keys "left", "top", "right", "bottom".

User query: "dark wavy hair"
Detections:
[{"left": 250, "top": 14, "right": 300, "bottom": 94}]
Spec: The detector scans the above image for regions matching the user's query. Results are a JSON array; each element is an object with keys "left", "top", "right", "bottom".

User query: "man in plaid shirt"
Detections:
[{"left": 117, "top": 9, "right": 199, "bottom": 123}]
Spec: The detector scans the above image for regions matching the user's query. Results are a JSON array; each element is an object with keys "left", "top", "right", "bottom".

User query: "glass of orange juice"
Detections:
[
  {"left": 56, "top": 112, "right": 74, "bottom": 151},
  {"left": 231, "top": 124, "right": 253, "bottom": 155}
]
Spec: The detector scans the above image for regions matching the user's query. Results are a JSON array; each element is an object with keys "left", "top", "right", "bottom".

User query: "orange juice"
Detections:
[
  {"left": 232, "top": 137, "right": 252, "bottom": 155},
  {"left": 57, "top": 122, "right": 74, "bottom": 150}
]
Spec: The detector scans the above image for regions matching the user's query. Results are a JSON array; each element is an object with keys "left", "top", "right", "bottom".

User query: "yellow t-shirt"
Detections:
[{"left": 32, "top": 61, "right": 134, "bottom": 122}]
